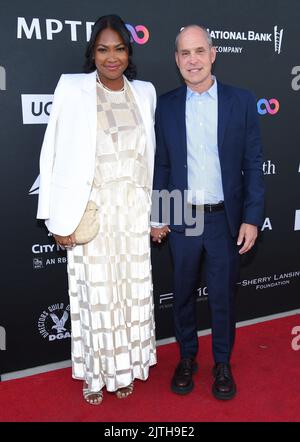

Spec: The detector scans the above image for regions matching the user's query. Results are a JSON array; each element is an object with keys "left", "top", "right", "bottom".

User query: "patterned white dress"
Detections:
[{"left": 67, "top": 78, "right": 157, "bottom": 393}]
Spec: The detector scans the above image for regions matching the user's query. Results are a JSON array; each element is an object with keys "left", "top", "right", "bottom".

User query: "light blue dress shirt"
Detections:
[{"left": 186, "top": 77, "right": 224, "bottom": 204}]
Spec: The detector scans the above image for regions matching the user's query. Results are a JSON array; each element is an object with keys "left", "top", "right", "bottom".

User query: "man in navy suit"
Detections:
[{"left": 151, "top": 25, "right": 264, "bottom": 400}]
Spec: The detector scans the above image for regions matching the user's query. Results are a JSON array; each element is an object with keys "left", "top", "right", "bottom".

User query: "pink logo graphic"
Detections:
[
  {"left": 126, "top": 24, "right": 149, "bottom": 44},
  {"left": 257, "top": 98, "right": 280, "bottom": 115}
]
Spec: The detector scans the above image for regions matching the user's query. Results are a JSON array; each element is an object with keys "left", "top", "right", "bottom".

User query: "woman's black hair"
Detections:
[{"left": 83, "top": 14, "right": 137, "bottom": 81}]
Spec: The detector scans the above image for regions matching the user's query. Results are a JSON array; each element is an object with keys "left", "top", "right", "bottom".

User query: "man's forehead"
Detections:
[{"left": 177, "top": 28, "right": 208, "bottom": 49}]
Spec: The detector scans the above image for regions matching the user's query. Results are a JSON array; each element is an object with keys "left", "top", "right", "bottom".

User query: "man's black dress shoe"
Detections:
[
  {"left": 171, "top": 358, "right": 198, "bottom": 395},
  {"left": 212, "top": 362, "right": 236, "bottom": 400}
]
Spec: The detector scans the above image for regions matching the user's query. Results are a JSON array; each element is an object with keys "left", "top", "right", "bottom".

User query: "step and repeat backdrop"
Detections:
[{"left": 0, "top": 0, "right": 299, "bottom": 376}]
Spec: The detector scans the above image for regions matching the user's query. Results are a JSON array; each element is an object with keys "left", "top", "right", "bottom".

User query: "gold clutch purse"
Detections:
[{"left": 74, "top": 200, "right": 99, "bottom": 245}]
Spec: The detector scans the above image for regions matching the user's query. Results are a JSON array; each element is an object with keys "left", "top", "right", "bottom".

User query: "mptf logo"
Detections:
[
  {"left": 17, "top": 17, "right": 150, "bottom": 45},
  {"left": 0, "top": 66, "right": 6, "bottom": 90},
  {"left": 257, "top": 98, "right": 280, "bottom": 115},
  {"left": 0, "top": 326, "right": 6, "bottom": 351},
  {"left": 21, "top": 94, "right": 53, "bottom": 124},
  {"left": 38, "top": 303, "right": 71, "bottom": 342}
]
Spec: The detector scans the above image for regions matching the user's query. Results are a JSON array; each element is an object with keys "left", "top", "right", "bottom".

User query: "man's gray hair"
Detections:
[{"left": 175, "top": 24, "right": 213, "bottom": 51}]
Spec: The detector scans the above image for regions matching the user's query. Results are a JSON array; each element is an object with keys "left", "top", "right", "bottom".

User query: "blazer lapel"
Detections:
[
  {"left": 217, "top": 81, "right": 233, "bottom": 154},
  {"left": 82, "top": 71, "right": 97, "bottom": 155}
]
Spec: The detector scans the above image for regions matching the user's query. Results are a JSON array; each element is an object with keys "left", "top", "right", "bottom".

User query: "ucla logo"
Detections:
[{"left": 257, "top": 98, "right": 280, "bottom": 115}]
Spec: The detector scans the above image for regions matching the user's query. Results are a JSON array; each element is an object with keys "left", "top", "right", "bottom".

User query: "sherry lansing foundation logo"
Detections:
[
  {"left": 38, "top": 303, "right": 71, "bottom": 342},
  {"left": 21, "top": 94, "right": 53, "bottom": 124},
  {"left": 0, "top": 66, "right": 6, "bottom": 90},
  {"left": 208, "top": 24, "right": 283, "bottom": 55}
]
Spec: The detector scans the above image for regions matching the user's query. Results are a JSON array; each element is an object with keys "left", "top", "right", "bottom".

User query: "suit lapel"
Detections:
[
  {"left": 172, "top": 86, "right": 188, "bottom": 161},
  {"left": 217, "top": 81, "right": 233, "bottom": 154}
]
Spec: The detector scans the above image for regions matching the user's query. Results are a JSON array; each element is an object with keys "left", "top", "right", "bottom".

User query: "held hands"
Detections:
[
  {"left": 237, "top": 223, "right": 258, "bottom": 254},
  {"left": 151, "top": 226, "right": 171, "bottom": 243},
  {"left": 53, "top": 233, "right": 76, "bottom": 249}
]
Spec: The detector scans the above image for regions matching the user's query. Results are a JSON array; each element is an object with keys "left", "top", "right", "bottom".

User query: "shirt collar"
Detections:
[{"left": 186, "top": 75, "right": 217, "bottom": 101}]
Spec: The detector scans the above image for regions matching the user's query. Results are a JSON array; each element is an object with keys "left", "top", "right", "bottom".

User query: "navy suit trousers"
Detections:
[{"left": 168, "top": 209, "right": 240, "bottom": 363}]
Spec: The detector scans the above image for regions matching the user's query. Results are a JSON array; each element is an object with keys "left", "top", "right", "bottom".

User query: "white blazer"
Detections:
[{"left": 37, "top": 71, "right": 156, "bottom": 236}]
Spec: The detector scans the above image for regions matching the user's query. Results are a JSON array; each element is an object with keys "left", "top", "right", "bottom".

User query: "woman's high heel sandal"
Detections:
[
  {"left": 115, "top": 382, "right": 134, "bottom": 399},
  {"left": 83, "top": 382, "right": 103, "bottom": 405}
]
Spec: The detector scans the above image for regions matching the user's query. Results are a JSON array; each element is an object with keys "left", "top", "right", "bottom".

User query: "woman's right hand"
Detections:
[{"left": 53, "top": 233, "right": 76, "bottom": 248}]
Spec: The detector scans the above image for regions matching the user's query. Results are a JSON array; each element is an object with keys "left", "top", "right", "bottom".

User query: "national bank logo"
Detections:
[
  {"left": 274, "top": 25, "right": 283, "bottom": 54},
  {"left": 208, "top": 24, "right": 283, "bottom": 55},
  {"left": 257, "top": 98, "right": 280, "bottom": 115},
  {"left": 0, "top": 66, "right": 6, "bottom": 90},
  {"left": 17, "top": 17, "right": 150, "bottom": 44},
  {"left": 21, "top": 94, "right": 53, "bottom": 124}
]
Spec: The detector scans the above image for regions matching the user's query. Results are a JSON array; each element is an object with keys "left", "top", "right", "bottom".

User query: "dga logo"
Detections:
[
  {"left": 38, "top": 303, "right": 71, "bottom": 342},
  {"left": 257, "top": 98, "right": 280, "bottom": 115},
  {"left": 294, "top": 210, "right": 300, "bottom": 231},
  {"left": 21, "top": 94, "right": 53, "bottom": 124},
  {"left": 0, "top": 326, "right": 6, "bottom": 351},
  {"left": 126, "top": 24, "right": 149, "bottom": 44},
  {"left": 0, "top": 66, "right": 6, "bottom": 90},
  {"left": 274, "top": 25, "right": 283, "bottom": 54}
]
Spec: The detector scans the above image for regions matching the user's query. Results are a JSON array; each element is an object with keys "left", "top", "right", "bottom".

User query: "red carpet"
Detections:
[{"left": 1, "top": 314, "right": 300, "bottom": 422}]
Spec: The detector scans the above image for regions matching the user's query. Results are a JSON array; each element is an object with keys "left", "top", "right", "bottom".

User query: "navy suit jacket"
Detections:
[{"left": 152, "top": 81, "right": 265, "bottom": 237}]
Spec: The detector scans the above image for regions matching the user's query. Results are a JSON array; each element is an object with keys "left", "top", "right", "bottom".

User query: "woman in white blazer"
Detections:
[{"left": 37, "top": 15, "right": 157, "bottom": 405}]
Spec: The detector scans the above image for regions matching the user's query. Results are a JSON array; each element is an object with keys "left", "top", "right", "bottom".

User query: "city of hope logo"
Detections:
[{"left": 257, "top": 98, "right": 280, "bottom": 115}]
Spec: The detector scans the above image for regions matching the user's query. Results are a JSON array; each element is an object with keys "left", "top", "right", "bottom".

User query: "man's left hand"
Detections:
[{"left": 237, "top": 223, "right": 258, "bottom": 254}]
